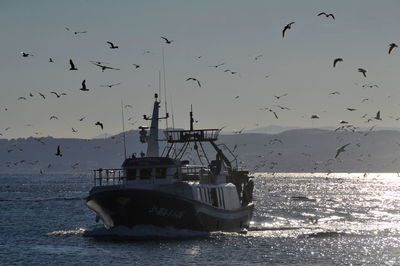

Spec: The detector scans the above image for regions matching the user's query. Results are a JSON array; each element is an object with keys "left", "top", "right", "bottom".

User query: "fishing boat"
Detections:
[{"left": 86, "top": 94, "right": 254, "bottom": 232}]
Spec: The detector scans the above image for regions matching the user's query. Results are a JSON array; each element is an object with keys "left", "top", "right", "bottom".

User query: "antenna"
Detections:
[
  {"left": 162, "top": 48, "right": 169, "bottom": 130},
  {"left": 158, "top": 71, "right": 162, "bottom": 101},
  {"left": 190, "top": 104, "right": 194, "bottom": 131},
  {"left": 121, "top": 99, "right": 127, "bottom": 159}
]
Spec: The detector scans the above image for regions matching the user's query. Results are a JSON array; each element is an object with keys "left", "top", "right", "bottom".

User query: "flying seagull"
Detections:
[
  {"left": 265, "top": 108, "right": 278, "bottom": 119},
  {"left": 132, "top": 64, "right": 141, "bottom": 69},
  {"left": 317, "top": 12, "right": 335, "bottom": 19},
  {"left": 38, "top": 93, "right": 46, "bottom": 99},
  {"left": 55, "top": 145, "right": 62, "bottom": 157},
  {"left": 329, "top": 91, "right": 340, "bottom": 95},
  {"left": 69, "top": 59, "right": 78, "bottom": 70},
  {"left": 74, "top": 31, "right": 87, "bottom": 35},
  {"left": 72, "top": 128, "right": 78, "bottom": 133},
  {"left": 333, "top": 58, "right": 343, "bottom": 68},
  {"left": 18, "top": 97, "right": 27, "bottom": 101},
  {"left": 374, "top": 111, "right": 382, "bottom": 120},
  {"left": 311, "top": 115, "right": 320, "bottom": 119},
  {"left": 186, "top": 77, "right": 201, "bottom": 87},
  {"left": 389, "top": 43, "right": 398, "bottom": 54},
  {"left": 106, "top": 41, "right": 119, "bottom": 49},
  {"left": 50, "top": 91, "right": 66, "bottom": 98},
  {"left": 208, "top": 63, "right": 225, "bottom": 68},
  {"left": 282, "top": 22, "right": 295, "bottom": 38},
  {"left": 358, "top": 68, "right": 367, "bottom": 77},
  {"left": 49, "top": 58, "right": 54, "bottom": 63},
  {"left": 100, "top": 82, "right": 121, "bottom": 88},
  {"left": 161, "top": 36, "right": 173, "bottom": 44},
  {"left": 79, "top": 117, "right": 86, "bottom": 121},
  {"left": 49, "top": 115, "right": 58, "bottom": 120},
  {"left": 21, "top": 52, "right": 33, "bottom": 57},
  {"left": 274, "top": 93, "right": 288, "bottom": 100},
  {"left": 335, "top": 143, "right": 350, "bottom": 158},
  {"left": 91, "top": 62, "right": 120, "bottom": 72},
  {"left": 80, "top": 80, "right": 89, "bottom": 91},
  {"left": 95, "top": 121, "right": 104, "bottom": 130},
  {"left": 233, "top": 128, "right": 245, "bottom": 134}
]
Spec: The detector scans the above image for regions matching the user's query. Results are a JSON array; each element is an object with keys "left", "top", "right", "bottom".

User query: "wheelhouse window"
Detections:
[
  {"left": 156, "top": 168, "right": 167, "bottom": 179},
  {"left": 170, "top": 168, "right": 179, "bottom": 179},
  {"left": 139, "top": 168, "right": 152, "bottom": 179},
  {"left": 126, "top": 168, "right": 136, "bottom": 180}
]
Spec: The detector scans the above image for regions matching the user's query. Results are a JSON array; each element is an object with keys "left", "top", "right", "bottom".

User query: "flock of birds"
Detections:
[{"left": 2, "top": 10, "right": 400, "bottom": 174}]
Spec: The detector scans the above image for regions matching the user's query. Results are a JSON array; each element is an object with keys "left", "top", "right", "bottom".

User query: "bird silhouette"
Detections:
[
  {"left": 333, "top": 58, "right": 343, "bottom": 68},
  {"left": 49, "top": 58, "right": 54, "bottom": 63},
  {"left": 95, "top": 121, "right": 104, "bottom": 130},
  {"left": 18, "top": 97, "right": 27, "bottom": 101},
  {"left": 329, "top": 91, "right": 340, "bottom": 95},
  {"left": 274, "top": 93, "right": 288, "bottom": 100},
  {"left": 55, "top": 145, "right": 62, "bottom": 157},
  {"left": 50, "top": 115, "right": 58, "bottom": 120},
  {"left": 100, "top": 82, "right": 121, "bottom": 88},
  {"left": 208, "top": 63, "right": 225, "bottom": 68},
  {"left": 335, "top": 143, "right": 350, "bottom": 158},
  {"left": 80, "top": 80, "right": 89, "bottom": 91},
  {"left": 374, "top": 111, "right": 382, "bottom": 120},
  {"left": 72, "top": 128, "right": 78, "bottom": 133},
  {"left": 186, "top": 77, "right": 201, "bottom": 87},
  {"left": 233, "top": 128, "right": 245, "bottom": 134},
  {"left": 50, "top": 91, "right": 66, "bottom": 98},
  {"left": 282, "top": 22, "right": 295, "bottom": 38},
  {"left": 79, "top": 117, "right": 86, "bottom": 121},
  {"left": 346, "top": 108, "right": 356, "bottom": 111},
  {"left": 161, "top": 36, "right": 173, "bottom": 44},
  {"left": 317, "top": 12, "right": 335, "bottom": 19},
  {"left": 358, "top": 68, "right": 367, "bottom": 77},
  {"left": 106, "top": 41, "right": 119, "bottom": 49},
  {"left": 38, "top": 93, "right": 45, "bottom": 99},
  {"left": 264, "top": 108, "right": 278, "bottom": 119},
  {"left": 74, "top": 31, "right": 87, "bottom": 35},
  {"left": 132, "top": 64, "right": 141, "bottom": 69},
  {"left": 91, "top": 62, "right": 120, "bottom": 72},
  {"left": 389, "top": 43, "right": 398, "bottom": 54},
  {"left": 21, "top": 52, "right": 33, "bottom": 57},
  {"left": 311, "top": 115, "right": 320, "bottom": 119},
  {"left": 69, "top": 59, "right": 78, "bottom": 70}
]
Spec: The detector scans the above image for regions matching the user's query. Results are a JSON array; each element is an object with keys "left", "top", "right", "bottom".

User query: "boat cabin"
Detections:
[{"left": 121, "top": 157, "right": 181, "bottom": 185}]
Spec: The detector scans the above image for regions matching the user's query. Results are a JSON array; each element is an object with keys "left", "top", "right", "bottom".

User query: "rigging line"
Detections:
[
  {"left": 198, "top": 141, "right": 211, "bottom": 166},
  {"left": 195, "top": 142, "right": 204, "bottom": 165},
  {"left": 162, "top": 48, "right": 169, "bottom": 129},
  {"left": 169, "top": 95, "right": 177, "bottom": 157}
]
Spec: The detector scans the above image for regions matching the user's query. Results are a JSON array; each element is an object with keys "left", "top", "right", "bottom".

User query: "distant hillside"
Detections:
[{"left": 1, "top": 128, "right": 400, "bottom": 174}]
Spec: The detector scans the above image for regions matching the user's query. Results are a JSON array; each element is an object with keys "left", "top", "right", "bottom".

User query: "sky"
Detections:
[{"left": 1, "top": 0, "right": 400, "bottom": 139}]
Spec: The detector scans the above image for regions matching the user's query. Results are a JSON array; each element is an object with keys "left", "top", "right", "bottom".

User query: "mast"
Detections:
[
  {"left": 146, "top": 94, "right": 160, "bottom": 157},
  {"left": 190, "top": 104, "right": 194, "bottom": 131}
]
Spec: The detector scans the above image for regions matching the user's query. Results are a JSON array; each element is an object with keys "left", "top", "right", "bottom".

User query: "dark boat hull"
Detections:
[{"left": 86, "top": 187, "right": 254, "bottom": 232}]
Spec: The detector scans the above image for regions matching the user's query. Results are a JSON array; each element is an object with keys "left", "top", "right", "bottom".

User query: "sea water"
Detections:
[{"left": 1, "top": 173, "right": 400, "bottom": 265}]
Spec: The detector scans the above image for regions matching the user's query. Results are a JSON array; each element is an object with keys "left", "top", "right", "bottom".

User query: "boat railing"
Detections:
[
  {"left": 181, "top": 165, "right": 209, "bottom": 181},
  {"left": 93, "top": 168, "right": 125, "bottom": 186}
]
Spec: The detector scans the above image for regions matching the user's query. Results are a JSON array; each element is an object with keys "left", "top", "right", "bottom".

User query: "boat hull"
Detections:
[{"left": 86, "top": 187, "right": 254, "bottom": 232}]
